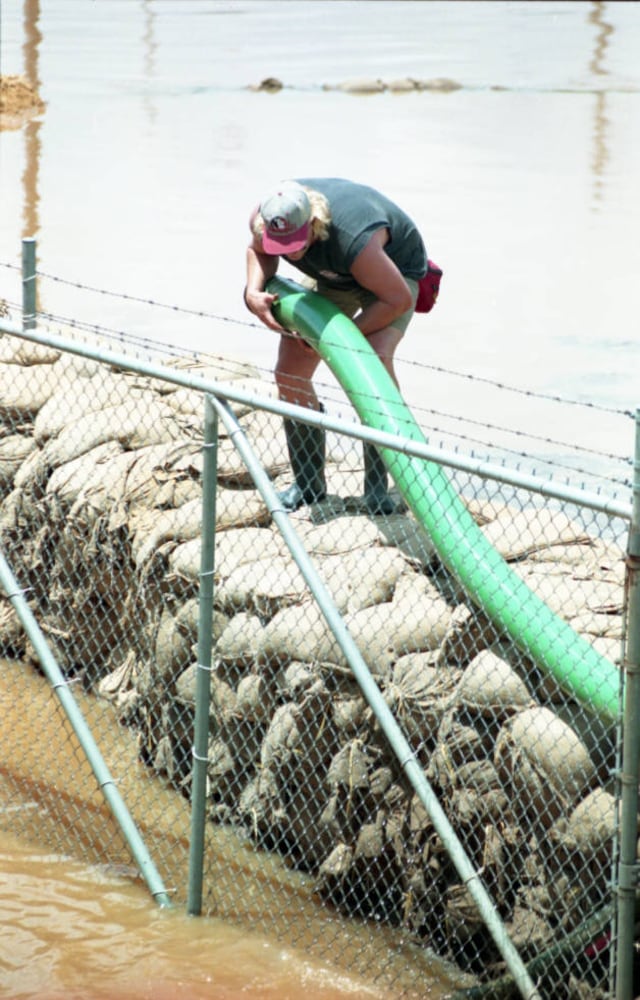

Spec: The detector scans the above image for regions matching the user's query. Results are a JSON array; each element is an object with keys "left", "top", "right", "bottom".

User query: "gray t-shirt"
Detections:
[{"left": 290, "top": 177, "right": 427, "bottom": 290}]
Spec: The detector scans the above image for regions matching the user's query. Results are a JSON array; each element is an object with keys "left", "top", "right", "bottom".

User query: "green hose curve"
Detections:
[{"left": 268, "top": 276, "right": 619, "bottom": 722}]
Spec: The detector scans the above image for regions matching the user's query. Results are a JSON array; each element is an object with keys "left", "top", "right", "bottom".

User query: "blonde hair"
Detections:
[{"left": 251, "top": 185, "right": 331, "bottom": 243}]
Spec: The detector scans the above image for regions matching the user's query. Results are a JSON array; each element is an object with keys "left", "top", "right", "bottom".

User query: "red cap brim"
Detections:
[{"left": 262, "top": 221, "right": 310, "bottom": 256}]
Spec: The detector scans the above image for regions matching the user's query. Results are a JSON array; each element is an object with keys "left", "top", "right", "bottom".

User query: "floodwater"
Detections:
[
  {"left": 0, "top": 829, "right": 388, "bottom": 1000},
  {"left": 0, "top": 660, "right": 460, "bottom": 1000},
  {"left": 0, "top": 1, "right": 639, "bottom": 996}
]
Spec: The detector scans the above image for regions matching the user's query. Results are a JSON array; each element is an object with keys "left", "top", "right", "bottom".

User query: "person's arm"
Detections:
[
  {"left": 244, "top": 211, "right": 287, "bottom": 332},
  {"left": 349, "top": 228, "right": 413, "bottom": 335}
]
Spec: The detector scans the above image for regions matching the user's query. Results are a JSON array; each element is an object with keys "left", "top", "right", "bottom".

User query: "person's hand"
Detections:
[{"left": 244, "top": 287, "right": 287, "bottom": 332}]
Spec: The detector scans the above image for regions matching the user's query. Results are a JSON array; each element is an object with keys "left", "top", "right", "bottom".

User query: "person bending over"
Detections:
[{"left": 244, "top": 177, "right": 427, "bottom": 514}]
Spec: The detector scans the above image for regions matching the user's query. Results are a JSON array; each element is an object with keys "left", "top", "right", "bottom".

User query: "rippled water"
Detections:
[
  {"left": 0, "top": 660, "right": 458, "bottom": 1000},
  {"left": 0, "top": 831, "right": 393, "bottom": 1000}
]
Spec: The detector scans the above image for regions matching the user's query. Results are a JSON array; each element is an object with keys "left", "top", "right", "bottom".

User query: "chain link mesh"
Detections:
[{"left": 0, "top": 332, "right": 629, "bottom": 999}]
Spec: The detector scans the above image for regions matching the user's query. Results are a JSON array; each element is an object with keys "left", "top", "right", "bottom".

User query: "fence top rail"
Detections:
[{"left": 0, "top": 317, "right": 631, "bottom": 523}]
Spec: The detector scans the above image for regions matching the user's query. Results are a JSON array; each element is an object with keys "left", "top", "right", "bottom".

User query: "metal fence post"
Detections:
[
  {"left": 0, "top": 549, "right": 172, "bottom": 908},
  {"left": 22, "top": 237, "right": 37, "bottom": 330},
  {"left": 187, "top": 394, "right": 218, "bottom": 915},
  {"left": 616, "top": 407, "right": 640, "bottom": 999},
  {"left": 210, "top": 394, "right": 543, "bottom": 1000}
]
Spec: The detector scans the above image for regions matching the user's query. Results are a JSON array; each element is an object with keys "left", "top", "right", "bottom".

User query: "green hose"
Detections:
[{"left": 268, "top": 276, "right": 619, "bottom": 723}]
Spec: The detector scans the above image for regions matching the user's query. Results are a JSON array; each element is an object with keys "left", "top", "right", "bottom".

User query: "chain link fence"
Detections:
[{"left": 0, "top": 315, "right": 635, "bottom": 999}]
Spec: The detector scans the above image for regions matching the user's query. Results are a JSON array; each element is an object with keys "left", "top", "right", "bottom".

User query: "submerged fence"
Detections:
[{"left": 0, "top": 270, "right": 638, "bottom": 998}]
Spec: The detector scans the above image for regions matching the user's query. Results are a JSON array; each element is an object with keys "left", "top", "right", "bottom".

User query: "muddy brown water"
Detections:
[
  {"left": 0, "top": 821, "right": 378, "bottom": 1000},
  {"left": 0, "top": 660, "right": 462, "bottom": 999}
]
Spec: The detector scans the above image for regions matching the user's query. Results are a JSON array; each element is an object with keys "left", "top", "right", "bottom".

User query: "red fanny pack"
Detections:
[{"left": 415, "top": 260, "right": 443, "bottom": 313}]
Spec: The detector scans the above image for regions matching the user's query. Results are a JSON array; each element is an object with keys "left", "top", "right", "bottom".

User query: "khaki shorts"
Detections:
[{"left": 300, "top": 277, "right": 419, "bottom": 335}]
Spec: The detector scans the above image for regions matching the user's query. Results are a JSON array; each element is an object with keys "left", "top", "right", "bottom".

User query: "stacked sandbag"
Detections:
[
  {"left": 0, "top": 335, "right": 627, "bottom": 988},
  {"left": 0, "top": 339, "right": 62, "bottom": 605},
  {"left": 0, "top": 340, "right": 268, "bottom": 675},
  {"left": 538, "top": 788, "right": 620, "bottom": 933},
  {"left": 122, "top": 567, "right": 614, "bottom": 954}
]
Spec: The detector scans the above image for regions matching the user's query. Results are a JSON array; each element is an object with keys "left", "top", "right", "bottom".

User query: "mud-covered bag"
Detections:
[{"left": 415, "top": 259, "right": 443, "bottom": 313}]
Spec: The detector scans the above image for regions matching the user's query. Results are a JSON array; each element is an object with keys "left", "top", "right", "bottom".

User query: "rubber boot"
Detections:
[
  {"left": 363, "top": 442, "right": 397, "bottom": 515},
  {"left": 278, "top": 416, "right": 327, "bottom": 511}
]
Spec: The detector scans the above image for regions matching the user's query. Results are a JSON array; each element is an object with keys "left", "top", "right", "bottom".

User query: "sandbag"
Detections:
[
  {"left": 168, "top": 527, "right": 282, "bottom": 584},
  {"left": 494, "top": 706, "right": 596, "bottom": 825},
  {"left": 481, "top": 507, "right": 591, "bottom": 560},
  {"left": 456, "top": 649, "right": 532, "bottom": 718},
  {"left": 0, "top": 434, "right": 37, "bottom": 493},
  {"left": 132, "top": 490, "right": 270, "bottom": 569},
  {"left": 45, "top": 440, "right": 125, "bottom": 513},
  {"left": 33, "top": 371, "right": 138, "bottom": 443},
  {"left": 375, "top": 514, "right": 437, "bottom": 567},
  {"left": 566, "top": 787, "right": 617, "bottom": 854},
  {"left": 513, "top": 564, "right": 623, "bottom": 619},
  {"left": 342, "top": 547, "right": 408, "bottom": 612},
  {"left": 154, "top": 610, "right": 194, "bottom": 685},
  {"left": 257, "top": 603, "right": 333, "bottom": 667},
  {"left": 385, "top": 658, "right": 460, "bottom": 746},
  {"left": 216, "top": 612, "right": 264, "bottom": 666},
  {"left": 215, "top": 434, "right": 290, "bottom": 486},
  {"left": 67, "top": 448, "right": 145, "bottom": 530},
  {"left": 117, "top": 441, "right": 202, "bottom": 510},
  {"left": 0, "top": 362, "right": 61, "bottom": 420},
  {"left": 217, "top": 556, "right": 309, "bottom": 616},
  {"left": 42, "top": 397, "right": 186, "bottom": 470},
  {"left": 309, "top": 584, "right": 452, "bottom": 674},
  {"left": 130, "top": 499, "right": 203, "bottom": 568},
  {"left": 295, "top": 515, "right": 381, "bottom": 555},
  {"left": 0, "top": 337, "right": 59, "bottom": 366}
]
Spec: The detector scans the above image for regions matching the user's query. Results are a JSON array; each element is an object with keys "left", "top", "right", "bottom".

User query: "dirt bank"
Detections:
[{"left": 0, "top": 74, "right": 45, "bottom": 130}]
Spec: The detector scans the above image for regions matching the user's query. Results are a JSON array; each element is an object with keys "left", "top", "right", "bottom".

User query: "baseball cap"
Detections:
[{"left": 260, "top": 182, "right": 311, "bottom": 255}]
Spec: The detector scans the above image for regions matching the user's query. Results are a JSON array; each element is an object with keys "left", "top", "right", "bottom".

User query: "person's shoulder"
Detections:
[{"left": 297, "top": 177, "right": 355, "bottom": 189}]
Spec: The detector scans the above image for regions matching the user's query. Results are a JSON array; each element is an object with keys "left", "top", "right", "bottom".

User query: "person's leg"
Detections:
[
  {"left": 274, "top": 331, "right": 322, "bottom": 408},
  {"left": 359, "top": 279, "right": 418, "bottom": 514},
  {"left": 274, "top": 334, "right": 327, "bottom": 511},
  {"left": 364, "top": 325, "right": 404, "bottom": 387},
  {"left": 281, "top": 280, "right": 417, "bottom": 514},
  {"left": 358, "top": 326, "right": 404, "bottom": 514}
]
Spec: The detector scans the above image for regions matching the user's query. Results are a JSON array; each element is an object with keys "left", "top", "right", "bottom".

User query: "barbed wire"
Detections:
[
  {"left": 1, "top": 265, "right": 633, "bottom": 488},
  {"left": 3, "top": 272, "right": 634, "bottom": 478},
  {"left": 1, "top": 260, "right": 634, "bottom": 420},
  {"left": 20, "top": 304, "right": 631, "bottom": 491}
]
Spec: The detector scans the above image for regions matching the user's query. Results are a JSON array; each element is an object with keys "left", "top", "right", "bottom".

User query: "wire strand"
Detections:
[
  {"left": 1, "top": 262, "right": 632, "bottom": 494},
  {"left": 2, "top": 259, "right": 632, "bottom": 420}
]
